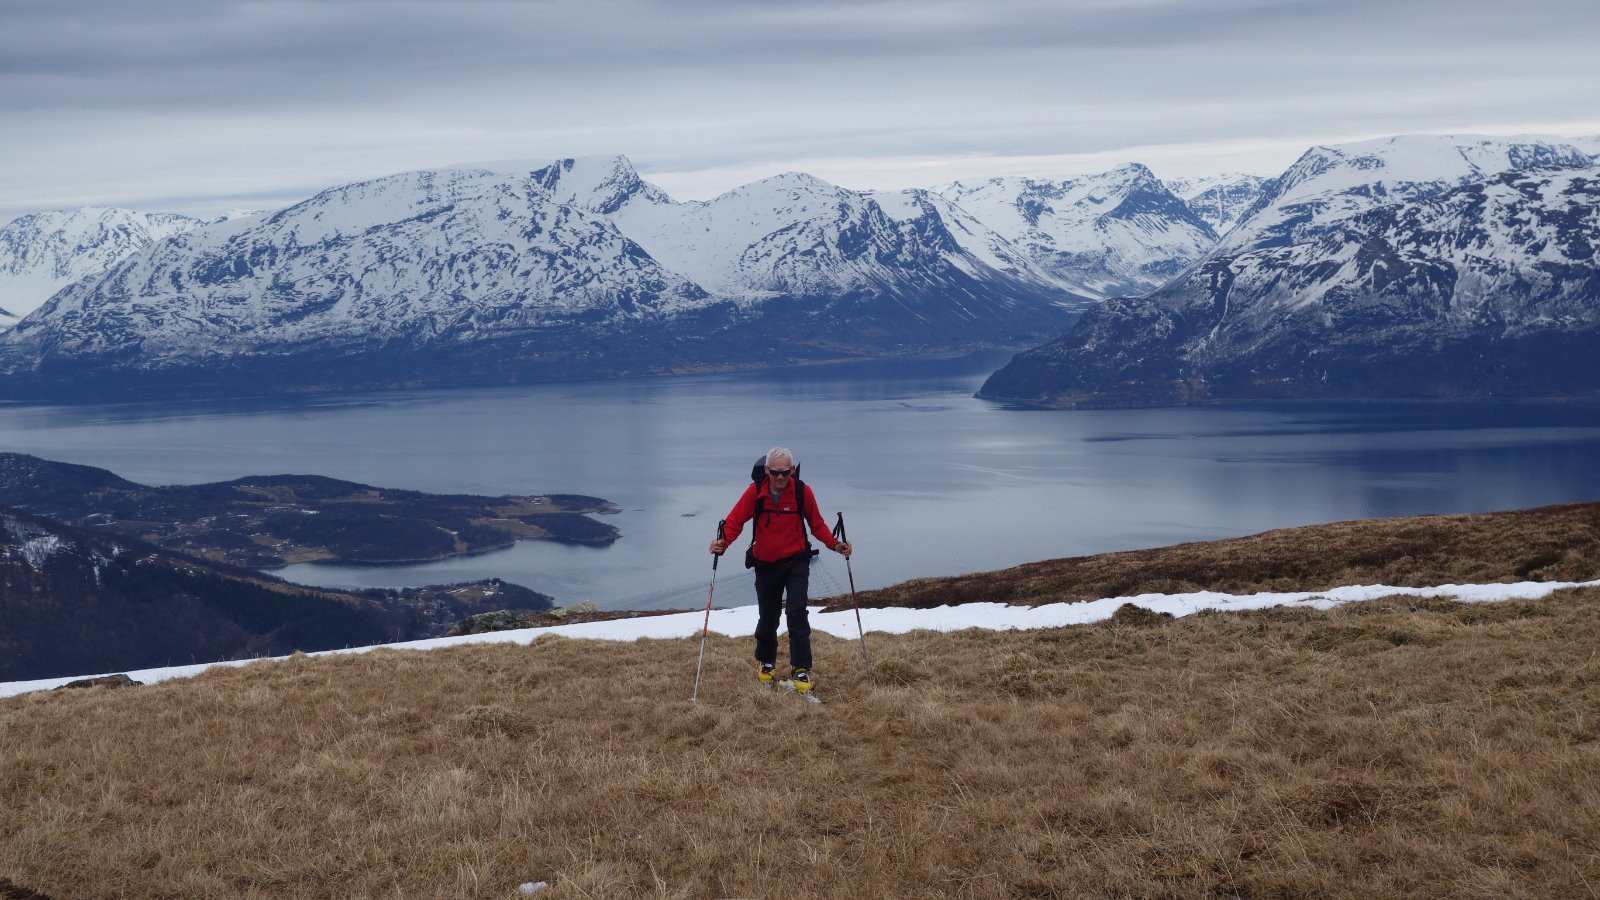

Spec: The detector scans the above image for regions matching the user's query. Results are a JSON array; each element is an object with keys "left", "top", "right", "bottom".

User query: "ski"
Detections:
[{"left": 779, "top": 680, "right": 822, "bottom": 704}]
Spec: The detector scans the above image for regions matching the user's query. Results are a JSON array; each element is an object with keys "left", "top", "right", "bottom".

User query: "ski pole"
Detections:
[
  {"left": 691, "top": 519, "right": 726, "bottom": 703},
  {"left": 833, "top": 512, "right": 870, "bottom": 666}
]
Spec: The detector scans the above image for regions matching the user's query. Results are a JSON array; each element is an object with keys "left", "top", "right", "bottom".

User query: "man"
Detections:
[{"left": 709, "top": 447, "right": 852, "bottom": 693}]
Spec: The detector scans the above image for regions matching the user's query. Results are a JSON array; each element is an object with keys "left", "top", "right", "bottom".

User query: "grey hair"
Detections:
[{"left": 765, "top": 446, "right": 795, "bottom": 468}]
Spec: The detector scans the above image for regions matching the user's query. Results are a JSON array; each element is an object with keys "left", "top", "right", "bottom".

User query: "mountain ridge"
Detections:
[
  {"left": 935, "top": 163, "right": 1219, "bottom": 299},
  {"left": 0, "top": 207, "right": 211, "bottom": 328},
  {"left": 981, "top": 136, "right": 1600, "bottom": 407},
  {"left": 7, "top": 135, "right": 1596, "bottom": 405},
  {"left": 0, "top": 157, "right": 1085, "bottom": 401}
]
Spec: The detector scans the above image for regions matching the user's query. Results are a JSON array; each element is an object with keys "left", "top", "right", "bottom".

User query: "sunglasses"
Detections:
[{"left": 766, "top": 468, "right": 793, "bottom": 477}]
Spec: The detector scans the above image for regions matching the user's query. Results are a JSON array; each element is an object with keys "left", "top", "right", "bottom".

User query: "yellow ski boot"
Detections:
[
  {"left": 779, "top": 669, "right": 820, "bottom": 703},
  {"left": 791, "top": 669, "right": 813, "bottom": 693},
  {"left": 757, "top": 663, "right": 776, "bottom": 686}
]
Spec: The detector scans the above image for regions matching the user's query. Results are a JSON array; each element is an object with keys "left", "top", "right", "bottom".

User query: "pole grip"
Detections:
[{"left": 713, "top": 518, "right": 726, "bottom": 570}]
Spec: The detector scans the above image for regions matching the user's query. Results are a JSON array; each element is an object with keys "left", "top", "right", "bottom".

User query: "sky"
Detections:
[{"left": 2, "top": 0, "right": 1598, "bottom": 222}]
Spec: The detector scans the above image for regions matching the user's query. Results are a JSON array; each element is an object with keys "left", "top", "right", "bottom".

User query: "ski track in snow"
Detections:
[{"left": 4, "top": 578, "right": 1597, "bottom": 699}]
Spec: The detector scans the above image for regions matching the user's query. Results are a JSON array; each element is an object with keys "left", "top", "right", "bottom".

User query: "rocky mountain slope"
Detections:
[
  {"left": 1165, "top": 173, "right": 1275, "bottom": 236},
  {"left": 1213, "top": 134, "right": 1591, "bottom": 255},
  {"left": 0, "top": 157, "right": 1085, "bottom": 401},
  {"left": 981, "top": 159, "right": 1600, "bottom": 406},
  {"left": 935, "top": 164, "right": 1218, "bottom": 299},
  {"left": 0, "top": 207, "right": 208, "bottom": 328},
  {"left": 0, "top": 505, "right": 553, "bottom": 681},
  {"left": 534, "top": 156, "right": 1080, "bottom": 309}
]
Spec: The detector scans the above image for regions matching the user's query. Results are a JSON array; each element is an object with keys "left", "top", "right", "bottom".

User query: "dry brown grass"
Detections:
[
  {"left": 4, "top": 588, "right": 1599, "bottom": 899},
  {"left": 827, "top": 501, "right": 1600, "bottom": 611}
]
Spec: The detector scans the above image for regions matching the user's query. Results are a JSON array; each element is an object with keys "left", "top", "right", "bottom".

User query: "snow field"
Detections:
[{"left": 4, "top": 577, "right": 1596, "bottom": 699}]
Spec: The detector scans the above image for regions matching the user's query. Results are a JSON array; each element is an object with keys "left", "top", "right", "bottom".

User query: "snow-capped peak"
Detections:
[
  {"left": 1165, "top": 173, "right": 1261, "bottom": 199},
  {"left": 1218, "top": 133, "right": 1592, "bottom": 253},
  {"left": 1566, "top": 134, "right": 1600, "bottom": 162},
  {"left": 208, "top": 209, "right": 268, "bottom": 225},
  {"left": 0, "top": 164, "right": 712, "bottom": 362},
  {"left": 0, "top": 206, "right": 208, "bottom": 327},
  {"left": 527, "top": 155, "right": 674, "bottom": 214},
  {"left": 0, "top": 152, "right": 1086, "bottom": 399},
  {"left": 1162, "top": 173, "right": 1275, "bottom": 236},
  {"left": 933, "top": 164, "right": 1216, "bottom": 299},
  {"left": 1279, "top": 134, "right": 1586, "bottom": 204},
  {"left": 601, "top": 170, "right": 867, "bottom": 294}
]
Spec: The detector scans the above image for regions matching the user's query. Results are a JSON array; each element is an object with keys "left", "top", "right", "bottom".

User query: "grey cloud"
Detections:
[
  {"left": 7, "top": 0, "right": 1589, "bottom": 109},
  {"left": 1, "top": 0, "right": 1596, "bottom": 221}
]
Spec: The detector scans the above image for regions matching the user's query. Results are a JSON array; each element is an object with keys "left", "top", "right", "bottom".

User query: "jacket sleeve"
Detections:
[
  {"left": 720, "top": 484, "right": 759, "bottom": 544},
  {"left": 803, "top": 484, "right": 839, "bottom": 550}
]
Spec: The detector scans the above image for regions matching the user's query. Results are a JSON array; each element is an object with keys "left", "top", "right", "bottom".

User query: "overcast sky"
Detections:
[{"left": 3, "top": 0, "right": 1597, "bottom": 222}]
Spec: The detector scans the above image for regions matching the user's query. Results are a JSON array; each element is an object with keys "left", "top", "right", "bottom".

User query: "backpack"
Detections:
[{"left": 744, "top": 455, "right": 819, "bottom": 568}]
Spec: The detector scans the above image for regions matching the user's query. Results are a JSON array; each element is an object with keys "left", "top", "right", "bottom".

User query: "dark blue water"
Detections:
[{"left": 3, "top": 351, "right": 1599, "bottom": 609}]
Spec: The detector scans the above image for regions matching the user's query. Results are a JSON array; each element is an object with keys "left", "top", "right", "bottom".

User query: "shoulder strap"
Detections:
[
  {"left": 796, "top": 479, "right": 813, "bottom": 552},
  {"left": 750, "top": 494, "right": 766, "bottom": 551}
]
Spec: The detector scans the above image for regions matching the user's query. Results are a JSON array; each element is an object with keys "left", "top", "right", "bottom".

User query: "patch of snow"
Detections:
[
  {"left": 208, "top": 209, "right": 268, "bottom": 224},
  {"left": 3, "top": 577, "right": 1595, "bottom": 699},
  {"left": 19, "top": 534, "right": 63, "bottom": 569}
]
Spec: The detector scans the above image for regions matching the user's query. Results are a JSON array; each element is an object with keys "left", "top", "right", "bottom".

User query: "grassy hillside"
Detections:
[
  {"left": 3, "top": 504, "right": 1599, "bottom": 898},
  {"left": 828, "top": 500, "right": 1600, "bottom": 611}
]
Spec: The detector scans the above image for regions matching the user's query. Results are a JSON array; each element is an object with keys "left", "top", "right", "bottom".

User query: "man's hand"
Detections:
[
  {"left": 710, "top": 538, "right": 727, "bottom": 555},
  {"left": 835, "top": 540, "right": 852, "bottom": 558}
]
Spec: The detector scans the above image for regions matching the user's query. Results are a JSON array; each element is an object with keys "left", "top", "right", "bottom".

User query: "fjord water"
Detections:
[{"left": 3, "top": 351, "right": 1600, "bottom": 611}]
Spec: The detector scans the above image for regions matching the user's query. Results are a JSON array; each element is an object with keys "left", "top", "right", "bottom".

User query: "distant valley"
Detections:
[
  {"left": 0, "top": 504, "right": 556, "bottom": 681},
  {"left": 0, "top": 453, "right": 625, "bottom": 679}
]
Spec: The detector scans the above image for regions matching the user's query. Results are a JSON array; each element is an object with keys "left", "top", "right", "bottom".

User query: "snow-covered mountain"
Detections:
[
  {"left": 1164, "top": 173, "right": 1275, "bottom": 236},
  {"left": 0, "top": 207, "right": 207, "bottom": 328},
  {"left": 980, "top": 164, "right": 1600, "bottom": 406},
  {"left": 207, "top": 209, "right": 268, "bottom": 225},
  {"left": 1214, "top": 134, "right": 1592, "bottom": 255},
  {"left": 530, "top": 157, "right": 1073, "bottom": 303},
  {"left": 6, "top": 166, "right": 709, "bottom": 361},
  {"left": 0, "top": 157, "right": 1083, "bottom": 401},
  {"left": 935, "top": 164, "right": 1218, "bottom": 300}
]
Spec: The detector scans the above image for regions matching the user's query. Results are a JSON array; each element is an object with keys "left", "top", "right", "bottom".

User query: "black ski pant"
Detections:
[{"left": 753, "top": 554, "right": 812, "bottom": 671}]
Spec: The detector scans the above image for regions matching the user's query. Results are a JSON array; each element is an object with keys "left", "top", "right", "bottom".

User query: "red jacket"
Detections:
[{"left": 720, "top": 478, "right": 838, "bottom": 563}]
